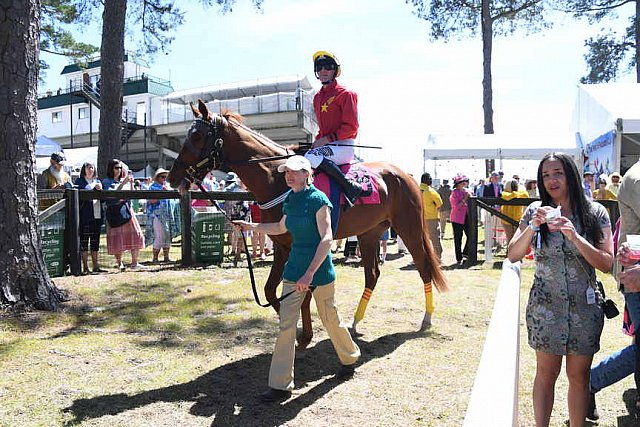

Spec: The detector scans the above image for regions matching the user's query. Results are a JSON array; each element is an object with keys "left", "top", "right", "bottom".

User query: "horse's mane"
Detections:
[
  {"left": 219, "top": 109, "right": 293, "bottom": 154},
  {"left": 220, "top": 108, "right": 244, "bottom": 124}
]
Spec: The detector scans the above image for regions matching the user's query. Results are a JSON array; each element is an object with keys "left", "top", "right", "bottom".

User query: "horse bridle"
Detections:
[
  {"left": 177, "top": 115, "right": 225, "bottom": 183},
  {"left": 177, "top": 114, "right": 297, "bottom": 307}
]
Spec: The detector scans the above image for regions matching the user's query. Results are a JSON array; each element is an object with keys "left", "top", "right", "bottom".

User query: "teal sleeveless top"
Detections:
[{"left": 282, "top": 185, "right": 335, "bottom": 286}]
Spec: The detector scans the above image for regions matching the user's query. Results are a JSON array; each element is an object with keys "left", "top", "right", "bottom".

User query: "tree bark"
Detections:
[
  {"left": 97, "top": 0, "right": 128, "bottom": 175},
  {"left": 0, "top": 0, "right": 64, "bottom": 310},
  {"left": 481, "top": 0, "right": 495, "bottom": 134},
  {"left": 636, "top": 0, "right": 639, "bottom": 83}
]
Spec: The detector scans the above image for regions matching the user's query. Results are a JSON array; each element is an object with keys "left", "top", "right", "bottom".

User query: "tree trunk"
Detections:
[
  {"left": 97, "top": 0, "right": 128, "bottom": 176},
  {"left": 636, "top": 0, "right": 640, "bottom": 83},
  {"left": 481, "top": 0, "right": 495, "bottom": 134},
  {"left": 0, "top": 0, "right": 64, "bottom": 310}
]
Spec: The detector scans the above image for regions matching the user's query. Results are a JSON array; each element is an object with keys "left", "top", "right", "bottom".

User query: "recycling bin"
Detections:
[{"left": 191, "top": 207, "right": 225, "bottom": 264}]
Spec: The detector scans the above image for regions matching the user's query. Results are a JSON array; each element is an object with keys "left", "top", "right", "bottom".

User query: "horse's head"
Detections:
[{"left": 168, "top": 99, "right": 225, "bottom": 192}]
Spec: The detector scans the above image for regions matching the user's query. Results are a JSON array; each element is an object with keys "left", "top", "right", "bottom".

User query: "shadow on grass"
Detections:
[
  {"left": 62, "top": 330, "right": 433, "bottom": 426},
  {"left": 36, "top": 280, "right": 271, "bottom": 348},
  {"left": 614, "top": 388, "right": 640, "bottom": 426}
]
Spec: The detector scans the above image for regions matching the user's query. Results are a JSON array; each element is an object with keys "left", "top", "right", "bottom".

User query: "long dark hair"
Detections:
[
  {"left": 106, "top": 159, "right": 121, "bottom": 179},
  {"left": 80, "top": 162, "right": 97, "bottom": 179},
  {"left": 537, "top": 152, "right": 603, "bottom": 246}
]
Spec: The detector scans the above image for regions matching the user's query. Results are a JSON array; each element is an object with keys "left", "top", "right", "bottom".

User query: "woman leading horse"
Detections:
[{"left": 168, "top": 100, "right": 448, "bottom": 350}]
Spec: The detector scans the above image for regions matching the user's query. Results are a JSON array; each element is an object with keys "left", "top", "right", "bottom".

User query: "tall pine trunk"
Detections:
[
  {"left": 636, "top": 0, "right": 640, "bottom": 83},
  {"left": 481, "top": 0, "right": 494, "bottom": 134},
  {"left": 97, "top": 0, "right": 128, "bottom": 175},
  {"left": 0, "top": 0, "right": 64, "bottom": 310}
]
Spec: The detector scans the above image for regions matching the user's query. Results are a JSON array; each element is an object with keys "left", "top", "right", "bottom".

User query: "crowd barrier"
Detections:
[{"left": 37, "top": 188, "right": 255, "bottom": 276}]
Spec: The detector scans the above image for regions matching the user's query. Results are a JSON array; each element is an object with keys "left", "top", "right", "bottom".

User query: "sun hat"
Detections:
[
  {"left": 277, "top": 155, "right": 312, "bottom": 174},
  {"left": 153, "top": 167, "right": 170, "bottom": 180},
  {"left": 452, "top": 173, "right": 469, "bottom": 186},
  {"left": 610, "top": 171, "right": 622, "bottom": 180},
  {"left": 50, "top": 151, "right": 66, "bottom": 165}
]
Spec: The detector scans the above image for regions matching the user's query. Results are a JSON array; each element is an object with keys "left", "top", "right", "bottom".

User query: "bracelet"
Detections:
[{"left": 528, "top": 221, "right": 540, "bottom": 232}]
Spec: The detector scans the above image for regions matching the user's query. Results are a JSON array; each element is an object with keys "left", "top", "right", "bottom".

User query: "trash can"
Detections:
[
  {"left": 39, "top": 210, "right": 65, "bottom": 277},
  {"left": 192, "top": 207, "right": 225, "bottom": 264}
]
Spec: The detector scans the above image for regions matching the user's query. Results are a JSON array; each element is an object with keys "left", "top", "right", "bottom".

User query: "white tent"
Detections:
[
  {"left": 133, "top": 164, "right": 154, "bottom": 179},
  {"left": 572, "top": 83, "right": 640, "bottom": 174},
  {"left": 64, "top": 147, "right": 99, "bottom": 173},
  {"left": 423, "top": 133, "right": 580, "bottom": 163}
]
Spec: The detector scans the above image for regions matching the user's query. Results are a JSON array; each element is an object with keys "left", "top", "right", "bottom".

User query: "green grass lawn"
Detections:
[{"left": 1, "top": 225, "right": 637, "bottom": 426}]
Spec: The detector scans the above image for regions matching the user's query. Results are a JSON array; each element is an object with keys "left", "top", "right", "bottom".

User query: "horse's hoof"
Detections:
[
  {"left": 419, "top": 314, "right": 432, "bottom": 332},
  {"left": 349, "top": 321, "right": 363, "bottom": 337}
]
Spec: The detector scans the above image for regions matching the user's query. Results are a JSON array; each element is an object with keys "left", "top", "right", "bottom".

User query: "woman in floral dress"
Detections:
[{"left": 508, "top": 152, "right": 613, "bottom": 426}]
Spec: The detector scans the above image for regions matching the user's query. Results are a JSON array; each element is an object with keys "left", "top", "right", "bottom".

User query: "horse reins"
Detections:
[{"left": 180, "top": 115, "right": 296, "bottom": 307}]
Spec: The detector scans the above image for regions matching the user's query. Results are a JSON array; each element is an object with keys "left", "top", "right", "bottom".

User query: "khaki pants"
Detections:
[
  {"left": 426, "top": 219, "right": 442, "bottom": 260},
  {"left": 268, "top": 281, "right": 361, "bottom": 391}
]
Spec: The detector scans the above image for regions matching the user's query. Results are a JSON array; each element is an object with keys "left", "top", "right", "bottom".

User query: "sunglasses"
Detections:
[
  {"left": 114, "top": 166, "right": 122, "bottom": 169},
  {"left": 158, "top": 175, "right": 168, "bottom": 179},
  {"left": 314, "top": 62, "right": 337, "bottom": 72}
]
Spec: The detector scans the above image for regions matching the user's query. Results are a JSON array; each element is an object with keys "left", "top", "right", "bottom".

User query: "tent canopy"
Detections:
[
  {"left": 572, "top": 83, "right": 640, "bottom": 173},
  {"left": 133, "top": 164, "right": 154, "bottom": 179},
  {"left": 35, "top": 135, "right": 61, "bottom": 157},
  {"left": 423, "top": 133, "right": 580, "bottom": 161}
]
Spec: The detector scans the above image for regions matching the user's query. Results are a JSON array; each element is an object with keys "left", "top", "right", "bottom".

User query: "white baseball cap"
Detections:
[{"left": 277, "top": 155, "right": 312, "bottom": 174}]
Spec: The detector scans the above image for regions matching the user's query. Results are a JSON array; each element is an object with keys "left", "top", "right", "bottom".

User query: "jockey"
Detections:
[{"left": 305, "top": 50, "right": 362, "bottom": 206}]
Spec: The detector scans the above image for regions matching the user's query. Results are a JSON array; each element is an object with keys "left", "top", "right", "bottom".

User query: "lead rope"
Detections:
[{"left": 191, "top": 180, "right": 295, "bottom": 307}]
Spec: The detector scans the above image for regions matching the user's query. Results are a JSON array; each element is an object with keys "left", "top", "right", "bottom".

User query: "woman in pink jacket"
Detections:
[{"left": 450, "top": 173, "right": 472, "bottom": 266}]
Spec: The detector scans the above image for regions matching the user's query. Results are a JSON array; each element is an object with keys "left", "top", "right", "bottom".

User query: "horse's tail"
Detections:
[{"left": 383, "top": 165, "right": 449, "bottom": 293}]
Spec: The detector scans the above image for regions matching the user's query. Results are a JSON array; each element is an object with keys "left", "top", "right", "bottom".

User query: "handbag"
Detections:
[
  {"left": 596, "top": 279, "right": 620, "bottom": 319},
  {"left": 105, "top": 201, "right": 132, "bottom": 228}
]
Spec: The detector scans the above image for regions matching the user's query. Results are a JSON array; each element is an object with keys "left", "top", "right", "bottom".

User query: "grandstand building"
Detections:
[{"left": 37, "top": 55, "right": 318, "bottom": 174}]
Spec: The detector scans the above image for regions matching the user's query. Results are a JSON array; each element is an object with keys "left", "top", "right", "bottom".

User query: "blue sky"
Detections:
[{"left": 41, "top": 0, "right": 633, "bottom": 180}]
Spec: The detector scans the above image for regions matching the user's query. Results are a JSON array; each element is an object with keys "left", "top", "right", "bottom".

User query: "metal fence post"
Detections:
[
  {"left": 468, "top": 197, "right": 478, "bottom": 263},
  {"left": 180, "top": 191, "right": 193, "bottom": 266},
  {"left": 66, "top": 188, "right": 82, "bottom": 275}
]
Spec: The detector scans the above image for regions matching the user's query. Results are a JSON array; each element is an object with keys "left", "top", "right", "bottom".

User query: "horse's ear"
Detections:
[
  {"left": 197, "top": 99, "right": 210, "bottom": 120},
  {"left": 190, "top": 102, "right": 200, "bottom": 118}
]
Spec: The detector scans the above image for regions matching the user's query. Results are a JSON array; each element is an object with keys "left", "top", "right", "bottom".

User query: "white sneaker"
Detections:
[{"left": 129, "top": 264, "right": 148, "bottom": 271}]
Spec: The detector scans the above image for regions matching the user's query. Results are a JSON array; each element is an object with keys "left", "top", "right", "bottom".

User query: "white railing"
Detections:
[{"left": 464, "top": 259, "right": 521, "bottom": 426}]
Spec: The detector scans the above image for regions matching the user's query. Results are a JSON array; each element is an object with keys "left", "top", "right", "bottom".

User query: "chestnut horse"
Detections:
[{"left": 169, "top": 100, "right": 448, "bottom": 349}]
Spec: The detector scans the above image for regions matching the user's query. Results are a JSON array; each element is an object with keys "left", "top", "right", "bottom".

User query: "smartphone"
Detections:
[{"left": 545, "top": 206, "right": 561, "bottom": 221}]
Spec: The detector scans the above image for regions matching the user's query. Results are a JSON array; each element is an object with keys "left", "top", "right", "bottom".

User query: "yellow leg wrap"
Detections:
[
  {"left": 354, "top": 288, "right": 373, "bottom": 323},
  {"left": 424, "top": 282, "right": 434, "bottom": 314}
]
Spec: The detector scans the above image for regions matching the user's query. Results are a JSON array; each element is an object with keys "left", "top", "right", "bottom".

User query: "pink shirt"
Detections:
[{"left": 450, "top": 188, "right": 471, "bottom": 224}]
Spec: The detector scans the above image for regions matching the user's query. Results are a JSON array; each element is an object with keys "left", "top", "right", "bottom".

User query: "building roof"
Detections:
[{"left": 163, "top": 75, "right": 314, "bottom": 105}]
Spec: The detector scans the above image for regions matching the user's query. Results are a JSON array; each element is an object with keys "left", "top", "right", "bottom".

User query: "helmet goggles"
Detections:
[{"left": 314, "top": 60, "right": 337, "bottom": 73}]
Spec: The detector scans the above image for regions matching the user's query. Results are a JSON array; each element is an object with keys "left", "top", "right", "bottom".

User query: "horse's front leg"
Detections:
[
  {"left": 264, "top": 242, "right": 289, "bottom": 313},
  {"left": 297, "top": 292, "right": 313, "bottom": 352},
  {"left": 351, "top": 229, "right": 383, "bottom": 335}
]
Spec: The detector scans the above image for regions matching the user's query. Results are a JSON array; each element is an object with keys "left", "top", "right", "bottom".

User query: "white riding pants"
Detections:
[{"left": 304, "top": 139, "right": 355, "bottom": 168}]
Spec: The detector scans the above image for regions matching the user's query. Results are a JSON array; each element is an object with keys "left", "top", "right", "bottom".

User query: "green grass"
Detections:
[{"left": 0, "top": 228, "right": 637, "bottom": 426}]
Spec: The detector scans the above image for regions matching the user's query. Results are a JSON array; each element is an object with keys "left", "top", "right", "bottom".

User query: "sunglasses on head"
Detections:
[{"left": 314, "top": 62, "right": 337, "bottom": 72}]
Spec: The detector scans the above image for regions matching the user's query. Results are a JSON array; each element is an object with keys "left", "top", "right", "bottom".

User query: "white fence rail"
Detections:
[{"left": 464, "top": 259, "right": 522, "bottom": 426}]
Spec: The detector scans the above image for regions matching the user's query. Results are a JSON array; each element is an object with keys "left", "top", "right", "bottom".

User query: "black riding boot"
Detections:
[{"left": 316, "top": 159, "right": 362, "bottom": 206}]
